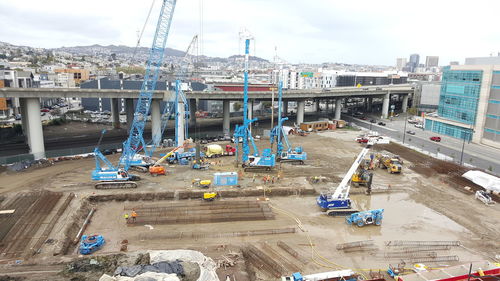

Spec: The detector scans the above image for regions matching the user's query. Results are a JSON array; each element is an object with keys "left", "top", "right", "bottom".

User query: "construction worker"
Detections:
[
  {"left": 124, "top": 213, "right": 129, "bottom": 223},
  {"left": 131, "top": 210, "right": 137, "bottom": 223}
]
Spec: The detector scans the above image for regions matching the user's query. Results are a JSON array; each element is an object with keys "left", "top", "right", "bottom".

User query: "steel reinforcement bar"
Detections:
[
  {"left": 385, "top": 241, "right": 461, "bottom": 247},
  {"left": 337, "top": 240, "right": 375, "bottom": 250}
]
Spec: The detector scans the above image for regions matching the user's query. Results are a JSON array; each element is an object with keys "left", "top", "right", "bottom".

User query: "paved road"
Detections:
[{"left": 346, "top": 114, "right": 500, "bottom": 176}]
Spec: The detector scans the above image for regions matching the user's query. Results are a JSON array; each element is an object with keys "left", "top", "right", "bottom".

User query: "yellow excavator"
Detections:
[
  {"left": 377, "top": 154, "right": 402, "bottom": 174},
  {"left": 148, "top": 146, "right": 183, "bottom": 176}
]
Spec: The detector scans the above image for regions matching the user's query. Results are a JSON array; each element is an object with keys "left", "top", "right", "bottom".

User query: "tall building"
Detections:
[
  {"left": 408, "top": 54, "right": 420, "bottom": 72},
  {"left": 396, "top": 58, "right": 408, "bottom": 71},
  {"left": 424, "top": 65, "right": 500, "bottom": 148},
  {"left": 425, "top": 56, "right": 439, "bottom": 68}
]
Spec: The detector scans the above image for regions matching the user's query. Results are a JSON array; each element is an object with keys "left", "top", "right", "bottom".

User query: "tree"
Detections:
[
  {"left": 233, "top": 102, "right": 242, "bottom": 111},
  {"left": 407, "top": 107, "right": 418, "bottom": 116}
]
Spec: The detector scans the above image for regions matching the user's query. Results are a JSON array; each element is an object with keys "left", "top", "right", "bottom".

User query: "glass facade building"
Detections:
[
  {"left": 425, "top": 67, "right": 481, "bottom": 140},
  {"left": 483, "top": 71, "right": 500, "bottom": 142}
]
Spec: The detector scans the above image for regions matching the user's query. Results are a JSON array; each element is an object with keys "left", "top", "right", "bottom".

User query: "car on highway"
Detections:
[
  {"left": 378, "top": 122, "right": 386, "bottom": 126},
  {"left": 41, "top": 108, "right": 50, "bottom": 112},
  {"left": 406, "top": 130, "right": 415, "bottom": 135},
  {"left": 430, "top": 136, "right": 441, "bottom": 142},
  {"left": 370, "top": 119, "right": 376, "bottom": 123},
  {"left": 360, "top": 116, "right": 367, "bottom": 120}
]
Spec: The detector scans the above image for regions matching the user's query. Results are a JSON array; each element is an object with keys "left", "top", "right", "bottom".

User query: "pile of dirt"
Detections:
[
  {"left": 377, "top": 143, "right": 499, "bottom": 202},
  {"left": 62, "top": 254, "right": 126, "bottom": 280}
]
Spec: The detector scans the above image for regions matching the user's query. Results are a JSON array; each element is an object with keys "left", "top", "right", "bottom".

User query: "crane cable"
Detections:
[{"left": 132, "top": 0, "right": 156, "bottom": 62}]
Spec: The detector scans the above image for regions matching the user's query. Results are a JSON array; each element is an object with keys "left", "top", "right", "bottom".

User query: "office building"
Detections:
[
  {"left": 425, "top": 56, "right": 439, "bottom": 68},
  {"left": 425, "top": 65, "right": 500, "bottom": 148},
  {"left": 408, "top": 54, "right": 420, "bottom": 72},
  {"left": 396, "top": 58, "right": 408, "bottom": 71}
]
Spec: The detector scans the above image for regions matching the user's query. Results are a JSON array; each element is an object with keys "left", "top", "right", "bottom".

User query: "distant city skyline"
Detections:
[{"left": 1, "top": 0, "right": 500, "bottom": 65}]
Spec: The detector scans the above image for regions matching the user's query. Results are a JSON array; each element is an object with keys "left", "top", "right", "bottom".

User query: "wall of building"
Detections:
[{"left": 483, "top": 71, "right": 500, "bottom": 144}]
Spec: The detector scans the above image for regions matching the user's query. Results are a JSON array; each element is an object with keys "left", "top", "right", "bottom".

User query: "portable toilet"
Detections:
[{"left": 213, "top": 172, "right": 238, "bottom": 186}]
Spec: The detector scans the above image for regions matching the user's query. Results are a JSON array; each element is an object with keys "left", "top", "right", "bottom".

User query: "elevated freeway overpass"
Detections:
[{"left": 0, "top": 84, "right": 414, "bottom": 159}]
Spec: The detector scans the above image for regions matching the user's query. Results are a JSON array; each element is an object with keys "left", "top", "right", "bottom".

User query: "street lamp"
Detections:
[{"left": 459, "top": 127, "right": 473, "bottom": 165}]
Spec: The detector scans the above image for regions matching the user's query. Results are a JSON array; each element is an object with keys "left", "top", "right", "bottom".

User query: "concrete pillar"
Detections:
[
  {"left": 315, "top": 100, "right": 320, "bottom": 112},
  {"left": 125, "top": 98, "right": 134, "bottom": 133},
  {"left": 247, "top": 99, "right": 253, "bottom": 120},
  {"left": 283, "top": 100, "right": 288, "bottom": 115},
  {"left": 110, "top": 98, "right": 120, "bottom": 129},
  {"left": 176, "top": 99, "right": 185, "bottom": 150},
  {"left": 297, "top": 100, "right": 305, "bottom": 125},
  {"left": 189, "top": 98, "right": 197, "bottom": 127},
  {"left": 151, "top": 99, "right": 161, "bottom": 145},
  {"left": 20, "top": 98, "right": 30, "bottom": 146},
  {"left": 402, "top": 94, "right": 409, "bottom": 113},
  {"left": 223, "top": 100, "right": 230, "bottom": 136},
  {"left": 334, "top": 98, "right": 342, "bottom": 120},
  {"left": 24, "top": 98, "right": 45, "bottom": 159},
  {"left": 382, "top": 93, "right": 390, "bottom": 119},
  {"left": 367, "top": 97, "right": 373, "bottom": 112}
]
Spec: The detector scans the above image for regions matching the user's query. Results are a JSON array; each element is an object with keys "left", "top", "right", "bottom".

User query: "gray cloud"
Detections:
[{"left": 1, "top": 0, "right": 499, "bottom": 65}]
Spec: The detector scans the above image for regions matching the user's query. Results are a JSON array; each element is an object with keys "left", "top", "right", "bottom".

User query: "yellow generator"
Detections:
[
  {"left": 377, "top": 155, "right": 402, "bottom": 173},
  {"left": 203, "top": 192, "right": 217, "bottom": 201},
  {"left": 192, "top": 179, "right": 212, "bottom": 188}
]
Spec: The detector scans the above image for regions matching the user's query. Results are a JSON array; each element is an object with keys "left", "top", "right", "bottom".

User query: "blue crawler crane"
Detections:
[
  {"left": 79, "top": 235, "right": 105, "bottom": 255},
  {"left": 92, "top": 0, "right": 177, "bottom": 189},
  {"left": 233, "top": 32, "right": 276, "bottom": 172},
  {"left": 270, "top": 81, "right": 307, "bottom": 164},
  {"left": 345, "top": 209, "right": 384, "bottom": 227}
]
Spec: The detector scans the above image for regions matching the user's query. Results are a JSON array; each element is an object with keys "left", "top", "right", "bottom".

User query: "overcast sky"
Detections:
[{"left": 1, "top": 0, "right": 500, "bottom": 66}]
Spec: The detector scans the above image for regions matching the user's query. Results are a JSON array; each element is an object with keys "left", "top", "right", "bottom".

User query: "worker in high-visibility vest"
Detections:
[
  {"left": 124, "top": 213, "right": 129, "bottom": 223},
  {"left": 131, "top": 210, "right": 137, "bottom": 223}
]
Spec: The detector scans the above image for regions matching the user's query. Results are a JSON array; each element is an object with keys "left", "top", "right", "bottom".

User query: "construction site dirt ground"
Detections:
[{"left": 0, "top": 130, "right": 499, "bottom": 280}]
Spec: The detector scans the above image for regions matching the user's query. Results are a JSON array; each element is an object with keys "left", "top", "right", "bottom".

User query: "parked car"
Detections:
[
  {"left": 414, "top": 123, "right": 423, "bottom": 128},
  {"left": 378, "top": 122, "right": 386, "bottom": 126},
  {"left": 370, "top": 119, "right": 376, "bottom": 123},
  {"left": 406, "top": 130, "right": 415, "bottom": 135},
  {"left": 41, "top": 108, "right": 50, "bottom": 112},
  {"left": 430, "top": 136, "right": 441, "bottom": 142},
  {"left": 356, "top": 137, "right": 369, "bottom": 143},
  {"left": 360, "top": 116, "right": 367, "bottom": 120}
]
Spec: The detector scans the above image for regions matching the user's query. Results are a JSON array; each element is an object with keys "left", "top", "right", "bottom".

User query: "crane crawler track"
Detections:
[{"left": 94, "top": 181, "right": 138, "bottom": 189}]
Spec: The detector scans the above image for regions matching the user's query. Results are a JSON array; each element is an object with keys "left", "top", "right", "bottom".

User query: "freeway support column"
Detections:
[
  {"left": 151, "top": 99, "right": 161, "bottom": 145},
  {"left": 110, "top": 98, "right": 120, "bottom": 129},
  {"left": 297, "top": 99, "right": 305, "bottom": 125},
  {"left": 125, "top": 98, "right": 134, "bottom": 133},
  {"left": 367, "top": 97, "right": 373, "bottom": 112},
  {"left": 402, "top": 94, "right": 409, "bottom": 113},
  {"left": 189, "top": 99, "right": 197, "bottom": 128},
  {"left": 223, "top": 100, "right": 230, "bottom": 136},
  {"left": 283, "top": 100, "right": 288, "bottom": 115},
  {"left": 176, "top": 99, "right": 186, "bottom": 149},
  {"left": 382, "top": 93, "right": 390, "bottom": 119},
  {"left": 24, "top": 98, "right": 45, "bottom": 159},
  {"left": 334, "top": 98, "right": 342, "bottom": 120},
  {"left": 20, "top": 98, "right": 30, "bottom": 146}
]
